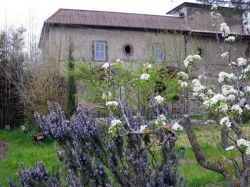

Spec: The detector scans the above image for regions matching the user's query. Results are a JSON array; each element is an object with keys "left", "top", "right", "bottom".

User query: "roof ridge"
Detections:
[{"left": 56, "top": 8, "right": 183, "bottom": 19}]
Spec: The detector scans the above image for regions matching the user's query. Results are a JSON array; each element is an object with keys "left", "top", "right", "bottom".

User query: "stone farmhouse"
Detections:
[{"left": 39, "top": 2, "right": 250, "bottom": 113}]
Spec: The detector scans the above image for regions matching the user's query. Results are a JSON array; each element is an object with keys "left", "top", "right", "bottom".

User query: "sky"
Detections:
[{"left": 0, "top": 0, "right": 196, "bottom": 39}]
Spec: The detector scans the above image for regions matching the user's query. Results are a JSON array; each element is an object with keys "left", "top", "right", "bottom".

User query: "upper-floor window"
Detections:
[
  {"left": 93, "top": 41, "right": 107, "bottom": 61},
  {"left": 153, "top": 43, "right": 164, "bottom": 62}
]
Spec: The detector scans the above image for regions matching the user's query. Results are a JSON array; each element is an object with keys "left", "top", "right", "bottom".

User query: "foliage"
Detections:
[
  {"left": 0, "top": 27, "right": 26, "bottom": 128},
  {"left": 71, "top": 60, "right": 180, "bottom": 117},
  {"left": 66, "top": 43, "right": 76, "bottom": 117}
]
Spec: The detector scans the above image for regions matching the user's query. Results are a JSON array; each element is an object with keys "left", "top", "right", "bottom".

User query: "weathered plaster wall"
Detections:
[{"left": 41, "top": 26, "right": 250, "bottom": 113}]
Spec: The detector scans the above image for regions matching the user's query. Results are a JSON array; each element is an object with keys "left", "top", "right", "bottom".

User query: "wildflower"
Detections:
[
  {"left": 231, "top": 104, "right": 243, "bottom": 115},
  {"left": 219, "top": 116, "right": 231, "bottom": 127},
  {"left": 140, "top": 73, "right": 150, "bottom": 80},
  {"left": 171, "top": 122, "right": 183, "bottom": 131},
  {"left": 225, "top": 36, "right": 235, "bottom": 43},
  {"left": 220, "top": 23, "right": 230, "bottom": 38},
  {"left": 177, "top": 71, "right": 189, "bottom": 80},
  {"left": 237, "top": 57, "right": 247, "bottom": 66},
  {"left": 106, "top": 101, "right": 118, "bottom": 107},
  {"left": 154, "top": 95, "right": 164, "bottom": 105},
  {"left": 225, "top": 146, "right": 235, "bottom": 151},
  {"left": 102, "top": 62, "right": 110, "bottom": 69}
]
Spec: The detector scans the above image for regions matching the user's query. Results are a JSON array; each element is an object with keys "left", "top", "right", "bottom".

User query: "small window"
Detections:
[
  {"left": 93, "top": 41, "right": 107, "bottom": 61},
  {"left": 153, "top": 43, "right": 164, "bottom": 62},
  {"left": 123, "top": 43, "right": 133, "bottom": 56}
]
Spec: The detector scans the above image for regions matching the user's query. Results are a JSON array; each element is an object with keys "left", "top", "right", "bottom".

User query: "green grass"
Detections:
[
  {"left": 0, "top": 124, "right": 249, "bottom": 186},
  {"left": 0, "top": 129, "right": 56, "bottom": 186}
]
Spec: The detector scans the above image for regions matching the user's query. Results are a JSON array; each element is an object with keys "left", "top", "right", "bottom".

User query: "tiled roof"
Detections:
[{"left": 44, "top": 9, "right": 188, "bottom": 31}]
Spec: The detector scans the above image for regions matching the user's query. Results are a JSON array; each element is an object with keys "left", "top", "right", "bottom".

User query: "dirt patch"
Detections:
[{"left": 0, "top": 140, "right": 7, "bottom": 160}]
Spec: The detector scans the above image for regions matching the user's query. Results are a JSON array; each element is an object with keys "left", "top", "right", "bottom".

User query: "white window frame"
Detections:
[{"left": 93, "top": 41, "right": 107, "bottom": 61}]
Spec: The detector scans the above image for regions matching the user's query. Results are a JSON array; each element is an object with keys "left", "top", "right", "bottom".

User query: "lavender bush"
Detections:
[{"left": 8, "top": 101, "right": 185, "bottom": 186}]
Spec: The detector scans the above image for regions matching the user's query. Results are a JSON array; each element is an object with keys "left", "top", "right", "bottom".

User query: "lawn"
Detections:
[
  {"left": 0, "top": 130, "right": 57, "bottom": 186},
  {"left": 0, "top": 124, "right": 249, "bottom": 186}
]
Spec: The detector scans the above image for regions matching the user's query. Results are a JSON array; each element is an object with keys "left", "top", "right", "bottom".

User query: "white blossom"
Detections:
[
  {"left": 221, "top": 52, "right": 229, "bottom": 60},
  {"left": 21, "top": 125, "right": 26, "bottom": 131},
  {"left": 225, "top": 36, "right": 235, "bottom": 43},
  {"left": 139, "top": 124, "right": 147, "bottom": 131},
  {"left": 144, "top": 63, "right": 152, "bottom": 69},
  {"left": 177, "top": 71, "right": 189, "bottom": 80},
  {"left": 243, "top": 65, "right": 250, "bottom": 73},
  {"left": 198, "top": 74, "right": 206, "bottom": 81},
  {"left": 219, "top": 116, "right": 231, "bottom": 127},
  {"left": 203, "top": 94, "right": 227, "bottom": 109},
  {"left": 211, "top": 4, "right": 217, "bottom": 11},
  {"left": 222, "top": 85, "right": 237, "bottom": 96},
  {"left": 218, "top": 72, "right": 236, "bottom": 83},
  {"left": 231, "top": 104, "right": 243, "bottom": 115},
  {"left": 109, "top": 119, "right": 122, "bottom": 133},
  {"left": 111, "top": 119, "right": 122, "bottom": 126},
  {"left": 102, "top": 62, "right": 110, "bottom": 69},
  {"left": 154, "top": 95, "right": 164, "bottom": 105},
  {"left": 245, "top": 104, "right": 250, "bottom": 110},
  {"left": 244, "top": 86, "right": 250, "bottom": 94},
  {"left": 140, "top": 73, "right": 150, "bottom": 80},
  {"left": 237, "top": 57, "right": 247, "bottom": 66},
  {"left": 183, "top": 54, "right": 201, "bottom": 68},
  {"left": 116, "top": 59, "right": 124, "bottom": 64},
  {"left": 210, "top": 11, "right": 221, "bottom": 19},
  {"left": 227, "top": 94, "right": 236, "bottom": 101},
  {"left": 155, "top": 115, "right": 166, "bottom": 125},
  {"left": 225, "top": 146, "right": 235, "bottom": 151},
  {"left": 181, "top": 81, "right": 188, "bottom": 88},
  {"left": 102, "top": 91, "right": 112, "bottom": 100},
  {"left": 220, "top": 23, "right": 230, "bottom": 38},
  {"left": 237, "top": 138, "right": 250, "bottom": 148},
  {"left": 171, "top": 122, "right": 183, "bottom": 131},
  {"left": 106, "top": 101, "right": 118, "bottom": 107}
]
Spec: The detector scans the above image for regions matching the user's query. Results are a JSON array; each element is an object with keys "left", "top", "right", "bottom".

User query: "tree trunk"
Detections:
[{"left": 221, "top": 127, "right": 229, "bottom": 148}]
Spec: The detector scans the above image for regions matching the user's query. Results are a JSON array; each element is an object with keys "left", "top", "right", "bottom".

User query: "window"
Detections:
[
  {"left": 153, "top": 43, "right": 164, "bottom": 62},
  {"left": 93, "top": 41, "right": 107, "bottom": 61},
  {"left": 123, "top": 43, "right": 133, "bottom": 56}
]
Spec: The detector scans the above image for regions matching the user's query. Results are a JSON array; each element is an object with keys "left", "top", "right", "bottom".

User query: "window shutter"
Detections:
[
  {"left": 92, "top": 41, "right": 95, "bottom": 61},
  {"left": 105, "top": 41, "right": 108, "bottom": 61}
]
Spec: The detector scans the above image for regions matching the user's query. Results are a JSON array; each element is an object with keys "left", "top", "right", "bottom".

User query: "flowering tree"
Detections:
[
  {"left": 176, "top": 5, "right": 250, "bottom": 187},
  {"left": 7, "top": 61, "right": 186, "bottom": 186}
]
